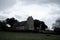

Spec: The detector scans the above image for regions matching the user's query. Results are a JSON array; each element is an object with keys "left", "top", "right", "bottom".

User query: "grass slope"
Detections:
[{"left": 0, "top": 31, "right": 60, "bottom": 40}]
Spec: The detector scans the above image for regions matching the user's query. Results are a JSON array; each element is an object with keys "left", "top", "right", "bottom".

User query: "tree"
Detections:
[
  {"left": 0, "top": 21, "right": 7, "bottom": 30},
  {"left": 40, "top": 21, "right": 47, "bottom": 31},
  {"left": 0, "top": 21, "right": 2, "bottom": 28},
  {"left": 6, "top": 18, "right": 18, "bottom": 26},
  {"left": 6, "top": 17, "right": 19, "bottom": 31},
  {"left": 34, "top": 19, "right": 41, "bottom": 31},
  {"left": 52, "top": 18, "right": 60, "bottom": 34},
  {"left": 34, "top": 19, "right": 48, "bottom": 32}
]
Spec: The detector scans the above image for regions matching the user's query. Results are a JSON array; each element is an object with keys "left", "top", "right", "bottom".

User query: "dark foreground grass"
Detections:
[{"left": 0, "top": 31, "right": 60, "bottom": 40}]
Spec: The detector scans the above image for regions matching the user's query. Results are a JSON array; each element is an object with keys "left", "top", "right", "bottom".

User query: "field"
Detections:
[{"left": 0, "top": 31, "right": 60, "bottom": 40}]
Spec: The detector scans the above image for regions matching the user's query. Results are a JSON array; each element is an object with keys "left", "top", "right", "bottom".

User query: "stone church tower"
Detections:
[{"left": 27, "top": 16, "right": 34, "bottom": 30}]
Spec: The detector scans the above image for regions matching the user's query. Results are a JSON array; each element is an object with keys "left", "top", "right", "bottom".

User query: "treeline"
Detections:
[
  {"left": 0, "top": 17, "right": 48, "bottom": 32},
  {"left": 0, "top": 17, "right": 60, "bottom": 34}
]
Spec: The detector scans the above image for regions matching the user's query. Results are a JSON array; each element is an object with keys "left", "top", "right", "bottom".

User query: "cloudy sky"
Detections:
[{"left": 0, "top": 0, "right": 60, "bottom": 29}]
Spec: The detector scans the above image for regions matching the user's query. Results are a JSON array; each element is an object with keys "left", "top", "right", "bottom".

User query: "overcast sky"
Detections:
[{"left": 0, "top": 0, "right": 60, "bottom": 29}]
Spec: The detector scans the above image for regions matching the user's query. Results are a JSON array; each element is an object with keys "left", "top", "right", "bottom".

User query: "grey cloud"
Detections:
[
  {"left": 15, "top": 15, "right": 22, "bottom": 19},
  {"left": 50, "top": 9, "right": 60, "bottom": 15},
  {"left": 0, "top": 0, "right": 16, "bottom": 11},
  {"left": 53, "top": 11, "right": 60, "bottom": 15},
  {"left": 19, "top": 0, "right": 60, "bottom": 5},
  {"left": 0, "top": 15, "right": 7, "bottom": 20}
]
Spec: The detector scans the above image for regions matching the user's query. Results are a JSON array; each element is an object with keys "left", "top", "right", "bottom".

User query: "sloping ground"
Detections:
[{"left": 0, "top": 31, "right": 60, "bottom": 40}]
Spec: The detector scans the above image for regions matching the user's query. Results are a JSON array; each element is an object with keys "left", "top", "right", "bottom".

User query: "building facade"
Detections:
[{"left": 15, "top": 16, "right": 34, "bottom": 30}]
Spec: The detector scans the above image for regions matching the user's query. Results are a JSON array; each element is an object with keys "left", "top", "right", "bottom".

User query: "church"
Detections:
[
  {"left": 12, "top": 16, "right": 47, "bottom": 32},
  {"left": 14, "top": 16, "right": 34, "bottom": 31}
]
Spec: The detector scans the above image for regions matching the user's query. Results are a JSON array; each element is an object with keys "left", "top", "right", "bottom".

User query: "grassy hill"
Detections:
[{"left": 0, "top": 31, "right": 60, "bottom": 40}]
